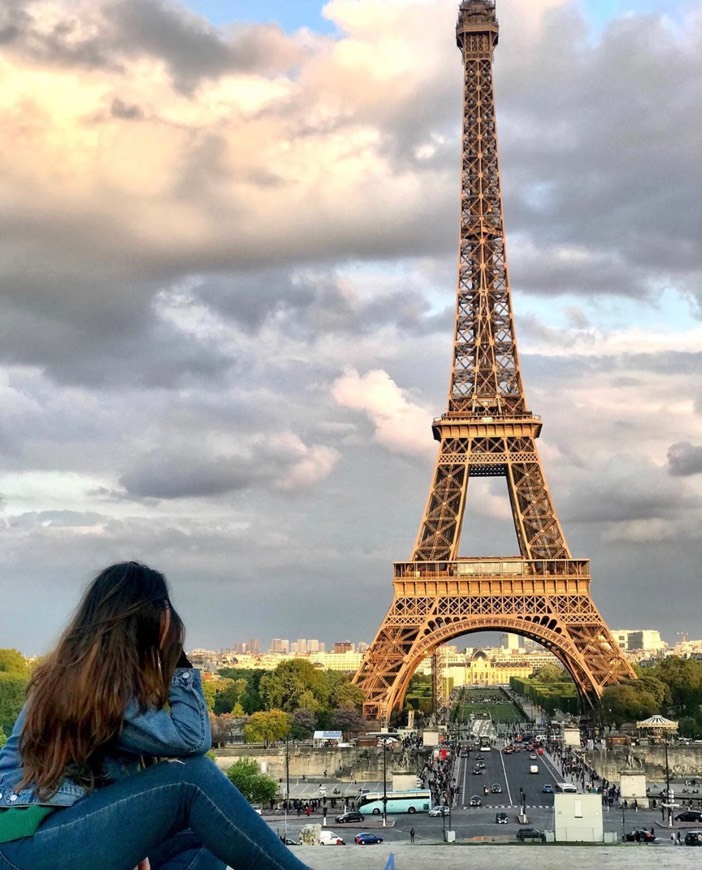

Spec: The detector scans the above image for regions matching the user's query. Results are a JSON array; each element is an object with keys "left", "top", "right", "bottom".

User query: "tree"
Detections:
[
  {"left": 331, "top": 681, "right": 365, "bottom": 711},
  {"left": 259, "top": 660, "right": 330, "bottom": 713},
  {"left": 601, "top": 681, "right": 658, "bottom": 727},
  {"left": 291, "top": 708, "right": 317, "bottom": 740},
  {"left": 0, "top": 650, "right": 29, "bottom": 676},
  {"left": 329, "top": 705, "right": 365, "bottom": 739},
  {"left": 209, "top": 712, "right": 242, "bottom": 748},
  {"left": 214, "top": 678, "right": 248, "bottom": 715},
  {"left": 0, "top": 673, "right": 28, "bottom": 736},
  {"left": 217, "top": 669, "right": 266, "bottom": 714},
  {"left": 226, "top": 758, "right": 278, "bottom": 806},
  {"left": 243, "top": 709, "right": 291, "bottom": 745},
  {"left": 533, "top": 664, "right": 568, "bottom": 684}
]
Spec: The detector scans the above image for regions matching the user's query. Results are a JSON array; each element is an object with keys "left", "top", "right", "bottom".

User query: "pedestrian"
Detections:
[
  {"left": 677, "top": 831, "right": 682, "bottom": 845},
  {"left": 0, "top": 561, "right": 309, "bottom": 870},
  {"left": 410, "top": 827, "right": 415, "bottom": 844}
]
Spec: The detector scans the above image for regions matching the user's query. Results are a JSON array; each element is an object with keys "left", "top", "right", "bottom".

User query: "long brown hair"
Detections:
[{"left": 19, "top": 562, "right": 185, "bottom": 798}]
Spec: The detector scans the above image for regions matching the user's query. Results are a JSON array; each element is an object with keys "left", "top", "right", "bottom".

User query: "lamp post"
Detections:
[
  {"left": 664, "top": 738, "right": 673, "bottom": 828},
  {"left": 382, "top": 739, "right": 388, "bottom": 828},
  {"left": 319, "top": 784, "right": 327, "bottom": 828},
  {"left": 283, "top": 736, "right": 290, "bottom": 842}
]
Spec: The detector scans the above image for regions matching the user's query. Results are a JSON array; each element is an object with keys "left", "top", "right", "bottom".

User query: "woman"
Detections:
[{"left": 0, "top": 562, "right": 310, "bottom": 870}]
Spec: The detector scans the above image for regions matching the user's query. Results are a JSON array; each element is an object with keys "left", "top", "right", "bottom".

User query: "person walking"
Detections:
[
  {"left": 410, "top": 827, "right": 416, "bottom": 844},
  {"left": 0, "top": 562, "right": 310, "bottom": 870}
]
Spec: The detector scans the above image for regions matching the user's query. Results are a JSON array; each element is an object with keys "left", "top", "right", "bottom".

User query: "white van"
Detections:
[
  {"left": 529, "top": 764, "right": 539, "bottom": 774},
  {"left": 555, "top": 782, "right": 578, "bottom": 793}
]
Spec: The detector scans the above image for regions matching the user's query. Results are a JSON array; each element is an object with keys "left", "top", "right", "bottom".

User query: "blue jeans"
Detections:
[{"left": 0, "top": 757, "right": 310, "bottom": 870}]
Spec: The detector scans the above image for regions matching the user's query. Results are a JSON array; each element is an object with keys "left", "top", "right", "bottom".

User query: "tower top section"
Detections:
[{"left": 456, "top": 0, "right": 499, "bottom": 49}]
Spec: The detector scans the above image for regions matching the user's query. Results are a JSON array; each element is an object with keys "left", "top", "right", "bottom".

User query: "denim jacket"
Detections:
[{"left": 0, "top": 668, "right": 211, "bottom": 809}]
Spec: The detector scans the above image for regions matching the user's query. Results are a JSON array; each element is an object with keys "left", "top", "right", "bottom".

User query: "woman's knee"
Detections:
[{"left": 176, "top": 755, "right": 223, "bottom": 785}]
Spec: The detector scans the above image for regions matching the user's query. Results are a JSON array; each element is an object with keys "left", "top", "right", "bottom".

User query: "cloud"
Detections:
[
  {"left": 331, "top": 368, "right": 433, "bottom": 457},
  {"left": 0, "top": 0, "right": 701, "bottom": 653},
  {"left": 667, "top": 441, "right": 702, "bottom": 477}
]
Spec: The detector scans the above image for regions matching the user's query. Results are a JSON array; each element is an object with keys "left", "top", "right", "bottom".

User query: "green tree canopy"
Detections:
[
  {"left": 243, "top": 709, "right": 291, "bottom": 745},
  {"left": 226, "top": 758, "right": 278, "bottom": 806},
  {"left": 259, "top": 660, "right": 330, "bottom": 713},
  {"left": 533, "top": 664, "right": 568, "bottom": 684},
  {"left": 0, "top": 673, "right": 28, "bottom": 736},
  {"left": 331, "top": 680, "right": 365, "bottom": 711},
  {"left": 217, "top": 669, "right": 265, "bottom": 714},
  {"left": 214, "top": 678, "right": 248, "bottom": 715},
  {"left": 0, "top": 650, "right": 29, "bottom": 677}
]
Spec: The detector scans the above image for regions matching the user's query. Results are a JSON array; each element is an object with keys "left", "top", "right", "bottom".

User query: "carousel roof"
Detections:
[{"left": 636, "top": 714, "right": 678, "bottom": 729}]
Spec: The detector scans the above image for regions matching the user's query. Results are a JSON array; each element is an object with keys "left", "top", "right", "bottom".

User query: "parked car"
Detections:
[
  {"left": 676, "top": 811, "right": 702, "bottom": 823},
  {"left": 623, "top": 829, "right": 656, "bottom": 843},
  {"left": 516, "top": 827, "right": 545, "bottom": 841},
  {"left": 355, "top": 832, "right": 383, "bottom": 845},
  {"left": 542, "top": 784, "right": 554, "bottom": 794},
  {"left": 469, "top": 795, "right": 482, "bottom": 807},
  {"left": 495, "top": 812, "right": 508, "bottom": 824},
  {"left": 319, "top": 831, "right": 345, "bottom": 846},
  {"left": 490, "top": 784, "right": 503, "bottom": 794},
  {"left": 335, "top": 811, "right": 365, "bottom": 824},
  {"left": 429, "top": 805, "right": 450, "bottom": 816},
  {"left": 685, "top": 831, "right": 702, "bottom": 846}
]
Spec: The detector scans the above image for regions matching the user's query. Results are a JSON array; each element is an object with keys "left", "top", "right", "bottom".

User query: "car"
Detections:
[
  {"left": 542, "top": 784, "right": 554, "bottom": 794},
  {"left": 490, "top": 784, "right": 503, "bottom": 793},
  {"left": 495, "top": 812, "right": 508, "bottom": 824},
  {"left": 476, "top": 753, "right": 484, "bottom": 760},
  {"left": 529, "top": 753, "right": 537, "bottom": 759},
  {"left": 355, "top": 832, "right": 384, "bottom": 845},
  {"left": 685, "top": 831, "right": 702, "bottom": 846},
  {"left": 503, "top": 747, "right": 513, "bottom": 754},
  {"left": 429, "top": 805, "right": 451, "bottom": 816},
  {"left": 319, "top": 831, "right": 345, "bottom": 846},
  {"left": 469, "top": 795, "right": 482, "bottom": 807},
  {"left": 676, "top": 810, "right": 702, "bottom": 823},
  {"left": 476, "top": 761, "right": 486, "bottom": 769},
  {"left": 623, "top": 829, "right": 656, "bottom": 843},
  {"left": 529, "top": 765, "right": 539, "bottom": 774},
  {"left": 335, "top": 811, "right": 365, "bottom": 824},
  {"left": 516, "top": 827, "right": 545, "bottom": 842},
  {"left": 472, "top": 767, "right": 484, "bottom": 775}
]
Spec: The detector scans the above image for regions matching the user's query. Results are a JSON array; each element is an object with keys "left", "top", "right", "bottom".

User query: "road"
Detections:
[{"left": 265, "top": 741, "right": 685, "bottom": 848}]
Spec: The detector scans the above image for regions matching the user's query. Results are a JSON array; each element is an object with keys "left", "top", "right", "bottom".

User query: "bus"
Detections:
[
  {"left": 358, "top": 790, "right": 431, "bottom": 815},
  {"left": 479, "top": 735, "right": 491, "bottom": 750}
]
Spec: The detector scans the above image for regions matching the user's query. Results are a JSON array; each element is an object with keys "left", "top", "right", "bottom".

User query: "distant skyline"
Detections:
[{"left": 0, "top": 0, "right": 700, "bottom": 657}]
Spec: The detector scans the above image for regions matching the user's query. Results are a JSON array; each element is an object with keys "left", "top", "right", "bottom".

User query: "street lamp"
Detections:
[
  {"left": 319, "top": 784, "right": 327, "bottom": 828},
  {"left": 283, "top": 736, "right": 290, "bottom": 842},
  {"left": 664, "top": 739, "right": 673, "bottom": 828},
  {"left": 382, "top": 739, "right": 388, "bottom": 827}
]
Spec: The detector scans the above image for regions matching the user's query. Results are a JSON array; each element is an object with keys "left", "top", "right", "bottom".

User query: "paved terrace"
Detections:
[{"left": 280, "top": 843, "right": 702, "bottom": 869}]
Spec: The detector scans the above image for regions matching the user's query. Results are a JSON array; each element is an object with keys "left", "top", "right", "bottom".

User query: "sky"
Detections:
[{"left": 0, "top": 0, "right": 700, "bottom": 658}]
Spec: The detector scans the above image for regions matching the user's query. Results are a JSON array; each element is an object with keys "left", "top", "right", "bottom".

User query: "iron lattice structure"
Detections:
[{"left": 354, "top": 0, "right": 635, "bottom": 724}]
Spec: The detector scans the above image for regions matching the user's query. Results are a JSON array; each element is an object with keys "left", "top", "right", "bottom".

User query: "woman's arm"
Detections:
[{"left": 117, "top": 668, "right": 212, "bottom": 757}]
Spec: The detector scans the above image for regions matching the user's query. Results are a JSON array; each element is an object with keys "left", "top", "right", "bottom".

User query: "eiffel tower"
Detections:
[{"left": 354, "top": 0, "right": 635, "bottom": 725}]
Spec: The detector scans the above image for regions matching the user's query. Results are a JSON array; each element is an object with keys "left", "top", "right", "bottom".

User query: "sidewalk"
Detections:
[{"left": 284, "top": 843, "right": 698, "bottom": 869}]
